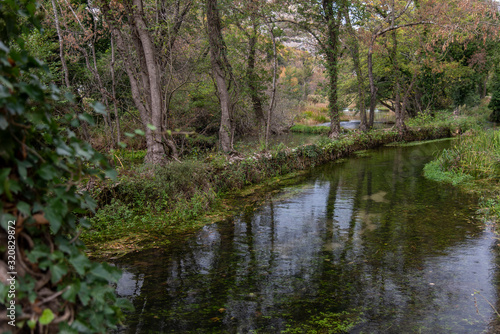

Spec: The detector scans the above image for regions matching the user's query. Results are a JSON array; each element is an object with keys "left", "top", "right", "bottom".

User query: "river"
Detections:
[{"left": 113, "top": 139, "right": 499, "bottom": 333}]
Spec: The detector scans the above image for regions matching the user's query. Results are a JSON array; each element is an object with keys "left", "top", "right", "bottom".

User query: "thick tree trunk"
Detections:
[
  {"left": 207, "top": 0, "right": 233, "bottom": 153},
  {"left": 109, "top": 25, "right": 164, "bottom": 164},
  {"left": 214, "top": 72, "right": 232, "bottom": 152},
  {"left": 327, "top": 53, "right": 341, "bottom": 138},
  {"left": 132, "top": 0, "right": 165, "bottom": 164}
]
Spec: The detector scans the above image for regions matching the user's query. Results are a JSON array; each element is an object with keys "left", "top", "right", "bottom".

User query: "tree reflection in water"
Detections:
[{"left": 114, "top": 140, "right": 498, "bottom": 333}]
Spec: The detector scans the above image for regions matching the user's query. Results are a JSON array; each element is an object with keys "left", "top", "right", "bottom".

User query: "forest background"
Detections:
[{"left": 35, "top": 0, "right": 500, "bottom": 160}]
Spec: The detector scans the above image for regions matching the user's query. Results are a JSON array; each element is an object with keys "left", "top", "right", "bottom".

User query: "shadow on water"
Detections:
[{"left": 113, "top": 140, "right": 499, "bottom": 333}]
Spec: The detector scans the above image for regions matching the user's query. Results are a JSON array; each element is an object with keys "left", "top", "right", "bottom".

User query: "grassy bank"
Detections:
[
  {"left": 82, "top": 112, "right": 485, "bottom": 258},
  {"left": 290, "top": 124, "right": 331, "bottom": 134},
  {"left": 424, "top": 127, "right": 500, "bottom": 223}
]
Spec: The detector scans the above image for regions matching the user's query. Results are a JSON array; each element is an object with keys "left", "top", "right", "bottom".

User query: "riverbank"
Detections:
[
  {"left": 82, "top": 113, "right": 484, "bottom": 258},
  {"left": 424, "top": 127, "right": 500, "bottom": 225}
]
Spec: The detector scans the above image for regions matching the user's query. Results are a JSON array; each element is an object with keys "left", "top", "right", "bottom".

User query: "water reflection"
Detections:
[{"left": 114, "top": 140, "right": 498, "bottom": 333}]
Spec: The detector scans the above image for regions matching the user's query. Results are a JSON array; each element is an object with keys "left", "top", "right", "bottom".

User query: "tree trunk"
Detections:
[
  {"left": 110, "top": 35, "right": 120, "bottom": 146},
  {"left": 323, "top": 0, "right": 341, "bottom": 138},
  {"left": 132, "top": 0, "right": 165, "bottom": 164},
  {"left": 343, "top": 5, "right": 367, "bottom": 132},
  {"left": 207, "top": 0, "right": 233, "bottom": 153},
  {"left": 390, "top": 12, "right": 406, "bottom": 133},
  {"left": 266, "top": 24, "right": 278, "bottom": 150},
  {"left": 247, "top": 23, "right": 266, "bottom": 137},
  {"left": 50, "top": 0, "right": 70, "bottom": 88},
  {"left": 367, "top": 37, "right": 378, "bottom": 129}
]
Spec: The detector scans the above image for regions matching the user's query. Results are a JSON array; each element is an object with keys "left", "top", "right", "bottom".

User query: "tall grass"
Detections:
[{"left": 431, "top": 129, "right": 500, "bottom": 179}]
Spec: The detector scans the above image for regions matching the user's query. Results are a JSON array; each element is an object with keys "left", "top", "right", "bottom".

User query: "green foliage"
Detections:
[
  {"left": 0, "top": 1, "right": 131, "bottom": 332},
  {"left": 297, "top": 109, "right": 330, "bottom": 123},
  {"left": 84, "top": 161, "right": 216, "bottom": 244},
  {"left": 406, "top": 111, "right": 435, "bottom": 127},
  {"left": 424, "top": 129, "right": 500, "bottom": 186},
  {"left": 406, "top": 108, "right": 485, "bottom": 132}
]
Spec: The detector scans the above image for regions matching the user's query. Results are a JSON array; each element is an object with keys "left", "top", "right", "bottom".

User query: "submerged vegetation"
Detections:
[{"left": 283, "top": 310, "right": 365, "bottom": 333}]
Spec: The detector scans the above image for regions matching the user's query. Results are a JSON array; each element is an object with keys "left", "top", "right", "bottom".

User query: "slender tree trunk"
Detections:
[
  {"left": 90, "top": 40, "right": 113, "bottom": 132},
  {"left": 266, "top": 24, "right": 278, "bottom": 150},
  {"left": 50, "top": 0, "right": 70, "bottom": 88},
  {"left": 51, "top": 0, "right": 93, "bottom": 140},
  {"left": 367, "top": 37, "right": 378, "bottom": 129},
  {"left": 207, "top": 0, "right": 233, "bottom": 153},
  {"left": 390, "top": 6, "right": 406, "bottom": 133},
  {"left": 110, "top": 35, "right": 120, "bottom": 146}
]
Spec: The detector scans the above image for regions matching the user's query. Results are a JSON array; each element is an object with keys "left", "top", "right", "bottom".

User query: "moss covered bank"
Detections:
[{"left": 83, "top": 119, "right": 480, "bottom": 258}]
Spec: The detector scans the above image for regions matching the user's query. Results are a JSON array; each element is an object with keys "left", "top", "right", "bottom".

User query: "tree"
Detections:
[
  {"left": 232, "top": 1, "right": 267, "bottom": 135},
  {"left": 100, "top": 0, "right": 195, "bottom": 163},
  {"left": 341, "top": 0, "right": 368, "bottom": 131},
  {"left": 207, "top": 0, "right": 235, "bottom": 152},
  {"left": 279, "top": 0, "right": 348, "bottom": 138},
  {"left": 362, "top": 0, "right": 499, "bottom": 130},
  {"left": 49, "top": 0, "right": 70, "bottom": 88},
  {"left": 0, "top": 1, "right": 131, "bottom": 332}
]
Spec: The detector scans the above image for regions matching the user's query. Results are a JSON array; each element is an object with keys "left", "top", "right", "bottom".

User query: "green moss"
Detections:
[
  {"left": 386, "top": 137, "right": 456, "bottom": 147},
  {"left": 283, "top": 310, "right": 365, "bottom": 334},
  {"left": 423, "top": 160, "right": 474, "bottom": 186}
]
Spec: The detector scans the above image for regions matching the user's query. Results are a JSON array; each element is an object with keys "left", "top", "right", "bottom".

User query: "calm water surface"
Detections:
[{"left": 114, "top": 140, "right": 499, "bottom": 333}]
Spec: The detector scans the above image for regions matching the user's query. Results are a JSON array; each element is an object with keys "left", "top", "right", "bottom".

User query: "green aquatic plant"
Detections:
[{"left": 283, "top": 310, "right": 364, "bottom": 334}]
